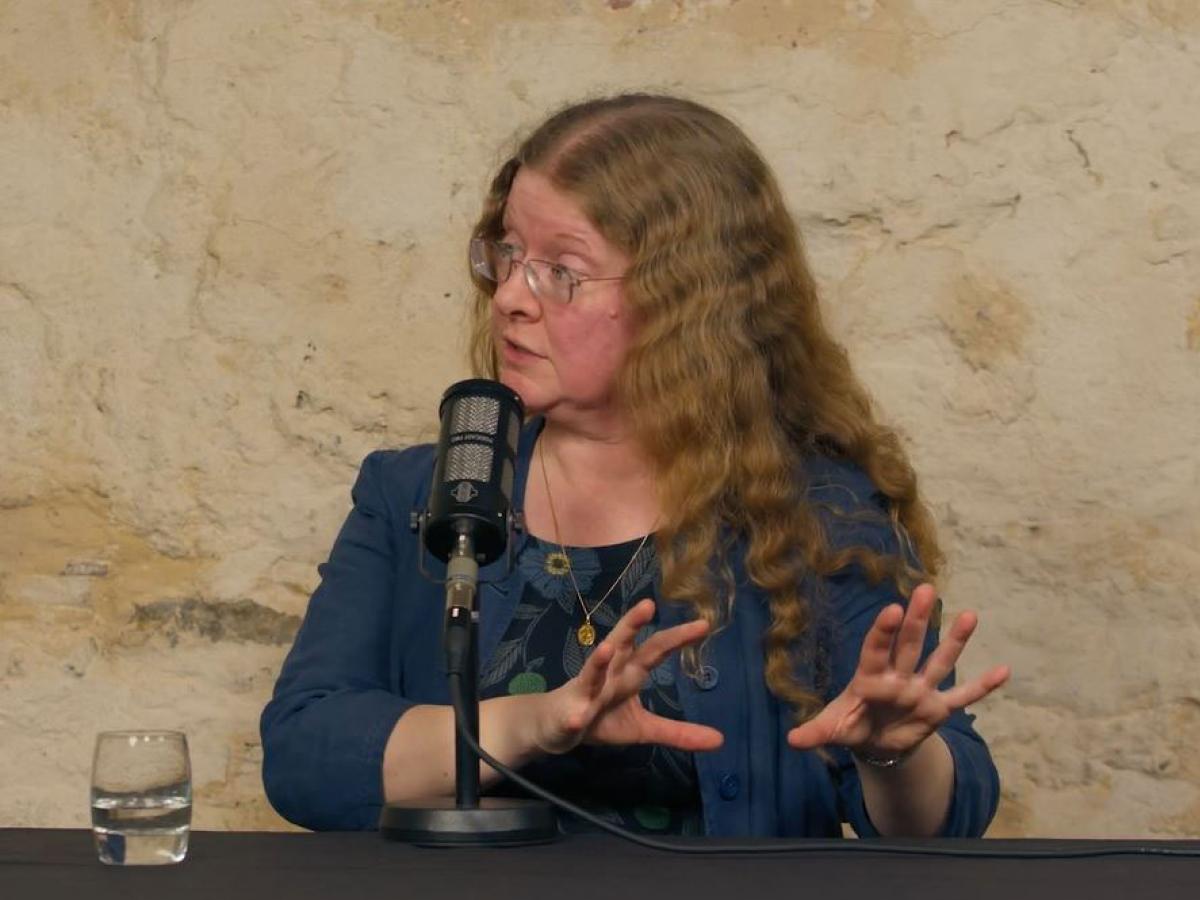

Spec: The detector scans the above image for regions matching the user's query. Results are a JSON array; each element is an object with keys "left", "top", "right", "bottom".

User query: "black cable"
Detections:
[{"left": 447, "top": 674, "right": 1200, "bottom": 860}]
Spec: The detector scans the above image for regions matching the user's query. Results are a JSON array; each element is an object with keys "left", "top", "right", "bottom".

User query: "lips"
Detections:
[{"left": 502, "top": 335, "right": 544, "bottom": 360}]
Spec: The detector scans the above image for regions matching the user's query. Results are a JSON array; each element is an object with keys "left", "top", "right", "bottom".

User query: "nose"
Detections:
[{"left": 491, "top": 262, "right": 542, "bottom": 321}]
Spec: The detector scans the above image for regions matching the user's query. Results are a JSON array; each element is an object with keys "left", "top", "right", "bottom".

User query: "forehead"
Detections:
[{"left": 503, "top": 168, "right": 610, "bottom": 250}]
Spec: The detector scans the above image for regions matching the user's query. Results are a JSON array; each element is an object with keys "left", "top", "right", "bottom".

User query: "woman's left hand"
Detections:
[{"left": 786, "top": 583, "right": 1010, "bottom": 762}]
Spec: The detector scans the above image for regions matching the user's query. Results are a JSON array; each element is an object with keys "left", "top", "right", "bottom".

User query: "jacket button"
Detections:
[
  {"left": 718, "top": 773, "right": 740, "bottom": 800},
  {"left": 695, "top": 665, "right": 719, "bottom": 690}
]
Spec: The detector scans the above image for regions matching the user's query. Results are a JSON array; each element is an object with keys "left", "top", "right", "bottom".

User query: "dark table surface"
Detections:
[{"left": 3, "top": 828, "right": 1199, "bottom": 899}]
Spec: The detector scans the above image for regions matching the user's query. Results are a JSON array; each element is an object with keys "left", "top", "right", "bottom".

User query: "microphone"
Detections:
[
  {"left": 422, "top": 379, "right": 524, "bottom": 626},
  {"left": 383, "top": 380, "right": 556, "bottom": 846},
  {"left": 424, "top": 378, "right": 524, "bottom": 569}
]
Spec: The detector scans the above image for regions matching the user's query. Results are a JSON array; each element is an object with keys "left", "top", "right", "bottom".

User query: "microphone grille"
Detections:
[
  {"left": 443, "top": 394, "right": 501, "bottom": 483},
  {"left": 445, "top": 443, "right": 492, "bottom": 483},
  {"left": 448, "top": 395, "right": 500, "bottom": 436}
]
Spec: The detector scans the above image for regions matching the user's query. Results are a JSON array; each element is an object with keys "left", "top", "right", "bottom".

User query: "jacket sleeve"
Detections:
[
  {"left": 259, "top": 450, "right": 419, "bottom": 831},
  {"left": 810, "top": 473, "right": 1001, "bottom": 838}
]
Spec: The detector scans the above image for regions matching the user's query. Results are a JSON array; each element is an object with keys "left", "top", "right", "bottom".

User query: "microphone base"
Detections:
[{"left": 379, "top": 797, "right": 559, "bottom": 847}]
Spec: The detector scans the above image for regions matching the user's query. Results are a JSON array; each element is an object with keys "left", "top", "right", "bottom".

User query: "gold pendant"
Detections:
[{"left": 576, "top": 621, "right": 596, "bottom": 647}]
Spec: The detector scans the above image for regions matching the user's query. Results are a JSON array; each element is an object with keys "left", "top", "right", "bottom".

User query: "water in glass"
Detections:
[{"left": 91, "top": 731, "right": 192, "bottom": 865}]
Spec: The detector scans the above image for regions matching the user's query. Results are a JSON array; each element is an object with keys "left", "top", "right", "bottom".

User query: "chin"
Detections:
[{"left": 497, "top": 369, "right": 549, "bottom": 416}]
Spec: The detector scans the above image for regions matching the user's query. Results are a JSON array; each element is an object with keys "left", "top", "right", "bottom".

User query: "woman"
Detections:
[{"left": 261, "top": 93, "right": 1009, "bottom": 837}]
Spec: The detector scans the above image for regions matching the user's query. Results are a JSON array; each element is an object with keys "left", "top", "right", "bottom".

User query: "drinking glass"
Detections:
[{"left": 91, "top": 730, "right": 192, "bottom": 865}]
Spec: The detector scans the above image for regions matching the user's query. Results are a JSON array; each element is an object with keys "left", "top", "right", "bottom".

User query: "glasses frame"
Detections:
[{"left": 470, "top": 238, "right": 625, "bottom": 304}]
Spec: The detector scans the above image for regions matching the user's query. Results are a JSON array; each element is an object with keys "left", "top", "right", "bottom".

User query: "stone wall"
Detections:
[{"left": 1, "top": 0, "right": 1197, "bottom": 836}]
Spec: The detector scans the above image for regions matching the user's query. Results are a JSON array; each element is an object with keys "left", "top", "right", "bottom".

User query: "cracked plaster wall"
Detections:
[{"left": 1, "top": 0, "right": 1198, "bottom": 836}]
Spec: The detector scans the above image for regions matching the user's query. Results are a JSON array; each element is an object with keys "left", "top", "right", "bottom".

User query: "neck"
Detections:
[
  {"left": 538, "top": 416, "right": 652, "bottom": 485},
  {"left": 528, "top": 416, "right": 660, "bottom": 546}
]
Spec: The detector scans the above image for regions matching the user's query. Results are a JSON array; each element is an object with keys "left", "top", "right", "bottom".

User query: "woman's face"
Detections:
[{"left": 489, "top": 167, "right": 635, "bottom": 424}]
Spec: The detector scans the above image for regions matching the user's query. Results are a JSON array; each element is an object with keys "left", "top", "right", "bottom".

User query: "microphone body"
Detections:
[
  {"left": 420, "top": 379, "right": 523, "bottom": 669},
  {"left": 425, "top": 378, "right": 523, "bottom": 568}
]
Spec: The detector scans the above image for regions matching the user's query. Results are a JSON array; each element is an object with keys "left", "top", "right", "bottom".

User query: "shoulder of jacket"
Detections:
[
  {"left": 801, "top": 452, "right": 886, "bottom": 515},
  {"left": 353, "top": 444, "right": 438, "bottom": 519},
  {"left": 363, "top": 443, "right": 437, "bottom": 479}
]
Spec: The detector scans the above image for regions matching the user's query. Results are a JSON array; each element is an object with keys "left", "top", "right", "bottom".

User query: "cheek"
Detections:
[{"left": 548, "top": 317, "right": 631, "bottom": 389}]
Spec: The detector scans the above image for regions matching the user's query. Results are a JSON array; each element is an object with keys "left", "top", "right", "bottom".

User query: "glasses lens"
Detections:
[
  {"left": 469, "top": 242, "right": 575, "bottom": 303},
  {"left": 469, "top": 239, "right": 496, "bottom": 281},
  {"left": 528, "top": 261, "right": 574, "bottom": 304}
]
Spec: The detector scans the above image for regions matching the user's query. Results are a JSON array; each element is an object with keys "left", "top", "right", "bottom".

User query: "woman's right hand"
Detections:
[{"left": 530, "top": 598, "right": 725, "bottom": 755}]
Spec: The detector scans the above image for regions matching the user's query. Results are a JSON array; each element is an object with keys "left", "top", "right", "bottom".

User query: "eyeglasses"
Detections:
[{"left": 469, "top": 238, "right": 625, "bottom": 304}]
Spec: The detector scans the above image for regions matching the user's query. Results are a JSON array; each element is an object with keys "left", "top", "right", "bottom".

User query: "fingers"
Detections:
[
  {"left": 858, "top": 603, "right": 904, "bottom": 676},
  {"left": 600, "top": 615, "right": 709, "bottom": 700},
  {"left": 939, "top": 664, "right": 1010, "bottom": 710},
  {"left": 892, "top": 584, "right": 937, "bottom": 674},
  {"left": 604, "top": 598, "right": 657, "bottom": 662},
  {"left": 983, "top": 663, "right": 1011, "bottom": 691},
  {"left": 631, "top": 617, "right": 710, "bottom": 671},
  {"left": 919, "top": 609, "right": 978, "bottom": 687},
  {"left": 638, "top": 716, "right": 724, "bottom": 752},
  {"left": 787, "top": 600, "right": 1010, "bottom": 760},
  {"left": 786, "top": 715, "right": 837, "bottom": 751},
  {"left": 582, "top": 600, "right": 707, "bottom": 702},
  {"left": 600, "top": 598, "right": 708, "bottom": 675},
  {"left": 853, "top": 673, "right": 928, "bottom": 709},
  {"left": 574, "top": 639, "right": 615, "bottom": 699},
  {"left": 856, "top": 657, "right": 1009, "bottom": 713},
  {"left": 786, "top": 698, "right": 865, "bottom": 750},
  {"left": 849, "top": 660, "right": 1009, "bottom": 744}
]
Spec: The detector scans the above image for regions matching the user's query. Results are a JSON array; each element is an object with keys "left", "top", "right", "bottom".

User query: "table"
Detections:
[{"left": 2, "top": 829, "right": 1198, "bottom": 899}]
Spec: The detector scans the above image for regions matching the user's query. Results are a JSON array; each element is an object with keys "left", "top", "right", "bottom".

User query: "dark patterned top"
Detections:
[{"left": 479, "top": 533, "right": 703, "bottom": 835}]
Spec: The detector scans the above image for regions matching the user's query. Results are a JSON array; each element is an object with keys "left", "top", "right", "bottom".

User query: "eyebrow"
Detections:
[
  {"left": 553, "top": 230, "right": 595, "bottom": 249},
  {"left": 499, "top": 220, "right": 600, "bottom": 263},
  {"left": 552, "top": 235, "right": 602, "bottom": 268}
]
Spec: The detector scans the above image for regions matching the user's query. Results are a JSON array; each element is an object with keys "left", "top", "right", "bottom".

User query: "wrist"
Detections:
[
  {"left": 484, "top": 693, "right": 551, "bottom": 763},
  {"left": 519, "top": 691, "right": 558, "bottom": 757},
  {"left": 852, "top": 741, "right": 919, "bottom": 770},
  {"left": 521, "top": 688, "right": 575, "bottom": 757}
]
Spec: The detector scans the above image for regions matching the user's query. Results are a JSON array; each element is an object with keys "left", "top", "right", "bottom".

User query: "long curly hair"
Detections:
[{"left": 467, "top": 94, "right": 942, "bottom": 720}]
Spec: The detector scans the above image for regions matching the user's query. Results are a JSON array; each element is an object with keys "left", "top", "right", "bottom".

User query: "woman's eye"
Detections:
[
  {"left": 496, "top": 241, "right": 519, "bottom": 259},
  {"left": 549, "top": 264, "right": 575, "bottom": 284}
]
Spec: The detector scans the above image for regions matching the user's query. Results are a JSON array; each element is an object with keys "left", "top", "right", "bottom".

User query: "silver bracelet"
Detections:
[{"left": 852, "top": 746, "right": 916, "bottom": 769}]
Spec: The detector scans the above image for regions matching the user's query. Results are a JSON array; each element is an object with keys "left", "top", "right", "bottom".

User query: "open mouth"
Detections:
[{"left": 503, "top": 336, "right": 542, "bottom": 359}]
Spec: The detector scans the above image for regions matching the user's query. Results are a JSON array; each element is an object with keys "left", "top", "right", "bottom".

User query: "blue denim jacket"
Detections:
[{"left": 261, "top": 420, "right": 1000, "bottom": 836}]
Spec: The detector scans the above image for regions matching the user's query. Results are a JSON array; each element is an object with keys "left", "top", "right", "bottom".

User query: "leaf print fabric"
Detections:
[
  {"left": 480, "top": 534, "right": 702, "bottom": 835},
  {"left": 507, "top": 671, "right": 547, "bottom": 694},
  {"left": 480, "top": 638, "right": 525, "bottom": 690},
  {"left": 618, "top": 543, "right": 657, "bottom": 603}
]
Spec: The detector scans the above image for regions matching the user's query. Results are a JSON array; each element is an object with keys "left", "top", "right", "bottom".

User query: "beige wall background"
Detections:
[{"left": 1, "top": 0, "right": 1198, "bottom": 836}]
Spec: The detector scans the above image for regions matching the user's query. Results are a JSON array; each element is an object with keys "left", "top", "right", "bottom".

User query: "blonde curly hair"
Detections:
[{"left": 467, "top": 94, "right": 941, "bottom": 720}]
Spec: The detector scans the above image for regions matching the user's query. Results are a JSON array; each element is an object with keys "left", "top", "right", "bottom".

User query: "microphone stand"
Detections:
[
  {"left": 380, "top": 529, "right": 558, "bottom": 846},
  {"left": 451, "top": 602, "right": 480, "bottom": 809}
]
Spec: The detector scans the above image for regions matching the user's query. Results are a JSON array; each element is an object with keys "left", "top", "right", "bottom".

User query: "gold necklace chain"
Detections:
[{"left": 537, "top": 439, "right": 654, "bottom": 647}]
